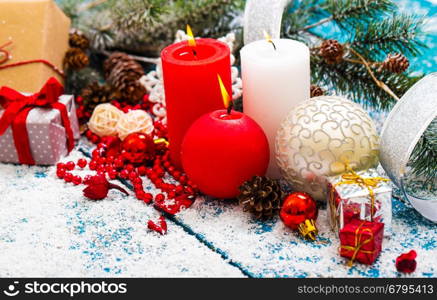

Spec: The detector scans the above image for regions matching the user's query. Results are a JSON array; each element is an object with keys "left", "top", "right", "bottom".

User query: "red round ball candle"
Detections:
[
  {"left": 161, "top": 38, "right": 232, "bottom": 169},
  {"left": 181, "top": 109, "right": 269, "bottom": 199}
]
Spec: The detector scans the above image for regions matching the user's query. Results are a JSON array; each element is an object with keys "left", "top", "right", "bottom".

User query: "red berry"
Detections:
[
  {"left": 129, "top": 171, "right": 139, "bottom": 181},
  {"left": 97, "top": 165, "right": 106, "bottom": 173},
  {"left": 66, "top": 161, "right": 75, "bottom": 171},
  {"left": 89, "top": 160, "right": 97, "bottom": 170},
  {"left": 185, "top": 187, "right": 194, "bottom": 195},
  {"left": 173, "top": 171, "right": 182, "bottom": 179},
  {"left": 155, "top": 193, "right": 165, "bottom": 202},
  {"left": 56, "top": 169, "right": 66, "bottom": 179},
  {"left": 97, "top": 143, "right": 106, "bottom": 149},
  {"left": 92, "top": 149, "right": 101, "bottom": 159},
  {"left": 64, "top": 172, "right": 73, "bottom": 183},
  {"left": 134, "top": 183, "right": 143, "bottom": 192},
  {"left": 180, "top": 176, "right": 188, "bottom": 184},
  {"left": 133, "top": 177, "right": 142, "bottom": 185},
  {"left": 136, "top": 190, "right": 145, "bottom": 200},
  {"left": 91, "top": 136, "right": 100, "bottom": 144},
  {"left": 144, "top": 193, "right": 153, "bottom": 200},
  {"left": 83, "top": 175, "right": 93, "bottom": 184},
  {"left": 77, "top": 159, "right": 87, "bottom": 168},
  {"left": 114, "top": 158, "right": 124, "bottom": 169},
  {"left": 125, "top": 164, "right": 135, "bottom": 172},
  {"left": 56, "top": 162, "right": 66, "bottom": 170},
  {"left": 98, "top": 157, "right": 107, "bottom": 165},
  {"left": 175, "top": 185, "right": 184, "bottom": 194},
  {"left": 108, "top": 170, "right": 117, "bottom": 180},
  {"left": 120, "top": 169, "right": 129, "bottom": 179},
  {"left": 138, "top": 166, "right": 147, "bottom": 176},
  {"left": 73, "top": 176, "right": 82, "bottom": 185}
]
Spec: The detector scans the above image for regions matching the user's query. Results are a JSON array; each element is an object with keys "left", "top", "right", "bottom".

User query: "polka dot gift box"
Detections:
[{"left": 0, "top": 78, "right": 80, "bottom": 165}]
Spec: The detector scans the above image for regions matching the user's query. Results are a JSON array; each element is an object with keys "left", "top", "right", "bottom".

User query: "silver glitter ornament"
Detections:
[{"left": 276, "top": 96, "right": 380, "bottom": 201}]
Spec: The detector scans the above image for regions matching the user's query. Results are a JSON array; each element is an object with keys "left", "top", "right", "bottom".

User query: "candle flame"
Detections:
[
  {"left": 186, "top": 24, "right": 196, "bottom": 48},
  {"left": 263, "top": 30, "right": 272, "bottom": 43},
  {"left": 263, "top": 30, "right": 276, "bottom": 50},
  {"left": 217, "top": 74, "right": 231, "bottom": 110}
]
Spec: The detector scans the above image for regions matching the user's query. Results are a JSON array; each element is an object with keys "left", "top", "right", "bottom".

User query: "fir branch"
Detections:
[
  {"left": 352, "top": 14, "right": 426, "bottom": 59},
  {"left": 322, "top": 0, "right": 394, "bottom": 26},
  {"left": 410, "top": 119, "right": 437, "bottom": 181},
  {"left": 347, "top": 47, "right": 400, "bottom": 101},
  {"left": 112, "top": 0, "right": 167, "bottom": 34},
  {"left": 311, "top": 56, "right": 413, "bottom": 110},
  {"left": 108, "top": 0, "right": 244, "bottom": 54},
  {"left": 282, "top": 0, "right": 323, "bottom": 42}
]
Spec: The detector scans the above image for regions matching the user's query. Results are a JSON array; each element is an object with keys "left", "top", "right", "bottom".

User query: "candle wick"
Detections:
[
  {"left": 192, "top": 49, "right": 198, "bottom": 58},
  {"left": 227, "top": 101, "right": 233, "bottom": 115},
  {"left": 270, "top": 41, "right": 277, "bottom": 51}
]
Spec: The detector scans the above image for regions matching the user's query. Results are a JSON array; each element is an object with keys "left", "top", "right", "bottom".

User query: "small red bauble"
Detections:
[
  {"left": 396, "top": 250, "right": 417, "bottom": 273},
  {"left": 121, "top": 133, "right": 156, "bottom": 164},
  {"left": 280, "top": 192, "right": 318, "bottom": 230},
  {"left": 181, "top": 110, "right": 269, "bottom": 199}
]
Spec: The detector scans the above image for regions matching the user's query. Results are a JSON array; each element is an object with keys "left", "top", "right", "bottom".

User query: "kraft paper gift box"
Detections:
[
  {"left": 328, "top": 168, "right": 392, "bottom": 237},
  {"left": 0, "top": 78, "right": 79, "bottom": 165},
  {"left": 0, "top": 0, "right": 70, "bottom": 92}
]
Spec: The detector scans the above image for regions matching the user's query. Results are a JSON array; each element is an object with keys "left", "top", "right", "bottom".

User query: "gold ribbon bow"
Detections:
[
  {"left": 330, "top": 166, "right": 389, "bottom": 229},
  {"left": 340, "top": 221, "right": 375, "bottom": 266}
]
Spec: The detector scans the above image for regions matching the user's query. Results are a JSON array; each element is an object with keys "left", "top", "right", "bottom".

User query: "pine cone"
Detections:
[
  {"left": 319, "top": 39, "right": 344, "bottom": 64},
  {"left": 69, "top": 30, "right": 90, "bottom": 50},
  {"left": 310, "top": 85, "right": 324, "bottom": 98},
  {"left": 104, "top": 52, "right": 146, "bottom": 104},
  {"left": 381, "top": 53, "right": 410, "bottom": 73},
  {"left": 63, "top": 48, "right": 89, "bottom": 70},
  {"left": 103, "top": 52, "right": 134, "bottom": 78},
  {"left": 238, "top": 176, "right": 284, "bottom": 219},
  {"left": 80, "top": 82, "right": 115, "bottom": 113}
]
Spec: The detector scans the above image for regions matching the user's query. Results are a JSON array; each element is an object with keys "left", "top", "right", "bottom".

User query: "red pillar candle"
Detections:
[
  {"left": 161, "top": 38, "right": 232, "bottom": 169},
  {"left": 181, "top": 110, "right": 269, "bottom": 199}
]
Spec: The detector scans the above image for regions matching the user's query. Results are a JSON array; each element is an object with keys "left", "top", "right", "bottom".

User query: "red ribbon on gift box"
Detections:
[{"left": 0, "top": 77, "right": 74, "bottom": 165}]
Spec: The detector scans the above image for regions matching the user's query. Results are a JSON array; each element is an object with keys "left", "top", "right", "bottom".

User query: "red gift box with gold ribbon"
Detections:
[{"left": 339, "top": 219, "right": 384, "bottom": 266}]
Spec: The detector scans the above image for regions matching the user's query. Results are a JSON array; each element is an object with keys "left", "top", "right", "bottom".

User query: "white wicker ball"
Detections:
[
  {"left": 275, "top": 96, "right": 380, "bottom": 201},
  {"left": 88, "top": 103, "right": 123, "bottom": 137},
  {"left": 116, "top": 109, "right": 154, "bottom": 140}
]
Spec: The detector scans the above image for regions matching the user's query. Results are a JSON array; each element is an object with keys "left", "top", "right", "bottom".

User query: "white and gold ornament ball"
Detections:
[{"left": 275, "top": 96, "right": 380, "bottom": 201}]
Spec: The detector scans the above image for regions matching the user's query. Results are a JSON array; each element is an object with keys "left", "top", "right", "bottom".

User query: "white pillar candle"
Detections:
[{"left": 240, "top": 39, "right": 310, "bottom": 178}]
